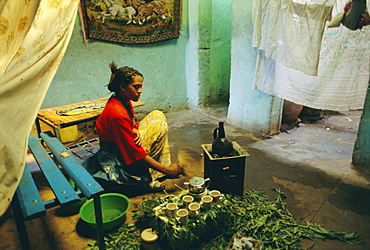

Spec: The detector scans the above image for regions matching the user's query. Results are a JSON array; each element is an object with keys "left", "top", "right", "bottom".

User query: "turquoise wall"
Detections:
[
  {"left": 209, "top": 0, "right": 232, "bottom": 102},
  {"left": 43, "top": 0, "right": 232, "bottom": 112},
  {"left": 41, "top": 0, "right": 280, "bottom": 136},
  {"left": 197, "top": 0, "right": 212, "bottom": 106},
  {"left": 186, "top": 0, "right": 200, "bottom": 109},
  {"left": 42, "top": 1, "right": 189, "bottom": 113},
  {"left": 227, "top": 0, "right": 282, "bottom": 135},
  {"left": 197, "top": 0, "right": 232, "bottom": 105}
]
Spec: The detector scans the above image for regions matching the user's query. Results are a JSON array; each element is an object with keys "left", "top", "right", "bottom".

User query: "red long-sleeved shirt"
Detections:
[{"left": 96, "top": 96, "right": 147, "bottom": 165}]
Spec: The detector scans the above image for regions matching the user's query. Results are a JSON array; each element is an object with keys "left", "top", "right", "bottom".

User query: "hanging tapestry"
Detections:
[{"left": 80, "top": 0, "right": 181, "bottom": 44}]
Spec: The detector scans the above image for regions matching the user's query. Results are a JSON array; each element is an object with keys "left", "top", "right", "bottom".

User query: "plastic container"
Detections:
[{"left": 79, "top": 193, "right": 130, "bottom": 231}]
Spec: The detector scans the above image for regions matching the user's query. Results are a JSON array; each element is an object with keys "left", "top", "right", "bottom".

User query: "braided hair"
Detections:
[{"left": 107, "top": 61, "right": 143, "bottom": 93}]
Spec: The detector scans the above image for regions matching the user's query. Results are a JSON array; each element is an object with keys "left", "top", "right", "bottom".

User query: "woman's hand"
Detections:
[
  {"left": 165, "top": 164, "right": 185, "bottom": 178},
  {"left": 143, "top": 156, "right": 185, "bottom": 178}
]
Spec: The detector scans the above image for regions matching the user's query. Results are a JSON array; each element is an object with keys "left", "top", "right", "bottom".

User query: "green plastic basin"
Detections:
[{"left": 79, "top": 193, "right": 130, "bottom": 231}]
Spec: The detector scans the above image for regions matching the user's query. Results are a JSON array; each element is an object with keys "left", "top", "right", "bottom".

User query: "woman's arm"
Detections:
[{"left": 142, "top": 155, "right": 183, "bottom": 177}]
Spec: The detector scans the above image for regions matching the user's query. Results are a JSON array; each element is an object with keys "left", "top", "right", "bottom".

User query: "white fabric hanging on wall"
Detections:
[
  {"left": 0, "top": 0, "right": 79, "bottom": 216},
  {"left": 252, "top": 0, "right": 370, "bottom": 111}
]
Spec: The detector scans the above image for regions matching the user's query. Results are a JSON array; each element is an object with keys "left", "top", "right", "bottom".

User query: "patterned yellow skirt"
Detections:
[{"left": 138, "top": 110, "right": 171, "bottom": 180}]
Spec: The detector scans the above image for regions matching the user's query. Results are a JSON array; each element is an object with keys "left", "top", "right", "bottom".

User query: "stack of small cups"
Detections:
[
  {"left": 165, "top": 202, "right": 189, "bottom": 225},
  {"left": 165, "top": 190, "right": 222, "bottom": 225}
]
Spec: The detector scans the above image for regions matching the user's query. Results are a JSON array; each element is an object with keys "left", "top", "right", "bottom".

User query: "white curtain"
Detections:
[
  {"left": 0, "top": 0, "right": 79, "bottom": 216},
  {"left": 252, "top": 0, "right": 370, "bottom": 111}
]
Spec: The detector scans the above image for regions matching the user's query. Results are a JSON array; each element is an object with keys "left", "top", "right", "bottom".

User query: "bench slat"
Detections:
[
  {"left": 40, "top": 132, "right": 104, "bottom": 199},
  {"left": 28, "top": 134, "right": 80, "bottom": 205},
  {"left": 16, "top": 163, "right": 46, "bottom": 220}
]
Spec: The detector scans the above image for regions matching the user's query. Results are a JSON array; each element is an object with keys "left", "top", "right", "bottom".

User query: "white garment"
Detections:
[
  {"left": 0, "top": 0, "right": 79, "bottom": 216},
  {"left": 252, "top": 0, "right": 335, "bottom": 76},
  {"left": 253, "top": 0, "right": 370, "bottom": 111}
]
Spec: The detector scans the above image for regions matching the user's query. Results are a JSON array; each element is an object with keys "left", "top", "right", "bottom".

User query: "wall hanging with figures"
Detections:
[{"left": 79, "top": 0, "right": 181, "bottom": 44}]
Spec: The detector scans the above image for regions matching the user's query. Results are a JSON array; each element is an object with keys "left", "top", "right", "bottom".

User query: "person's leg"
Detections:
[
  {"left": 138, "top": 110, "right": 171, "bottom": 180},
  {"left": 83, "top": 140, "right": 152, "bottom": 186}
]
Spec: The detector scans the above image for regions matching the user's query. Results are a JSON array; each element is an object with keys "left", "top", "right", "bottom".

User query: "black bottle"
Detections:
[{"left": 211, "top": 122, "right": 233, "bottom": 157}]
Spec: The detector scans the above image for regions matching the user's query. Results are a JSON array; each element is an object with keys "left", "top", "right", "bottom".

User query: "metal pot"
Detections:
[{"left": 184, "top": 177, "right": 210, "bottom": 194}]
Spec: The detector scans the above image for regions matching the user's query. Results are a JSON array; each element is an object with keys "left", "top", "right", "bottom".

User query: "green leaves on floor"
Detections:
[{"left": 86, "top": 188, "right": 362, "bottom": 250}]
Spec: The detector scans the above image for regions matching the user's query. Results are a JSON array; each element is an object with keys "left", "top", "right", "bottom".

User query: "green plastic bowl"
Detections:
[{"left": 79, "top": 193, "right": 130, "bottom": 231}]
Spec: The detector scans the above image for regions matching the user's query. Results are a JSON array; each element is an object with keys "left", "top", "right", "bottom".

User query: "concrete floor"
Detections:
[{"left": 1, "top": 108, "right": 369, "bottom": 250}]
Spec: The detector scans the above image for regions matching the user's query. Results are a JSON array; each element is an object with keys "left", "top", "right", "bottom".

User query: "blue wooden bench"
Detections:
[{"left": 11, "top": 132, "right": 106, "bottom": 250}]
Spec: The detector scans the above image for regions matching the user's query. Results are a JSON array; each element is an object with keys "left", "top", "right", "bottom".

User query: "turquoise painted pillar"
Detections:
[
  {"left": 186, "top": 0, "right": 200, "bottom": 109},
  {"left": 352, "top": 79, "right": 370, "bottom": 174},
  {"left": 227, "top": 0, "right": 282, "bottom": 136}
]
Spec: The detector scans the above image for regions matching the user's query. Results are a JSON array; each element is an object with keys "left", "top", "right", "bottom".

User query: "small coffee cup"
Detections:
[
  {"left": 177, "top": 209, "right": 189, "bottom": 224},
  {"left": 182, "top": 195, "right": 194, "bottom": 209},
  {"left": 209, "top": 190, "right": 221, "bottom": 203},
  {"left": 201, "top": 195, "right": 213, "bottom": 210},
  {"left": 188, "top": 202, "right": 200, "bottom": 219},
  {"left": 166, "top": 203, "right": 178, "bottom": 218}
]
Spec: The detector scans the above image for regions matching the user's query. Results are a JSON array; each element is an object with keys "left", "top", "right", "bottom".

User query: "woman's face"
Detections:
[{"left": 121, "top": 74, "right": 143, "bottom": 102}]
